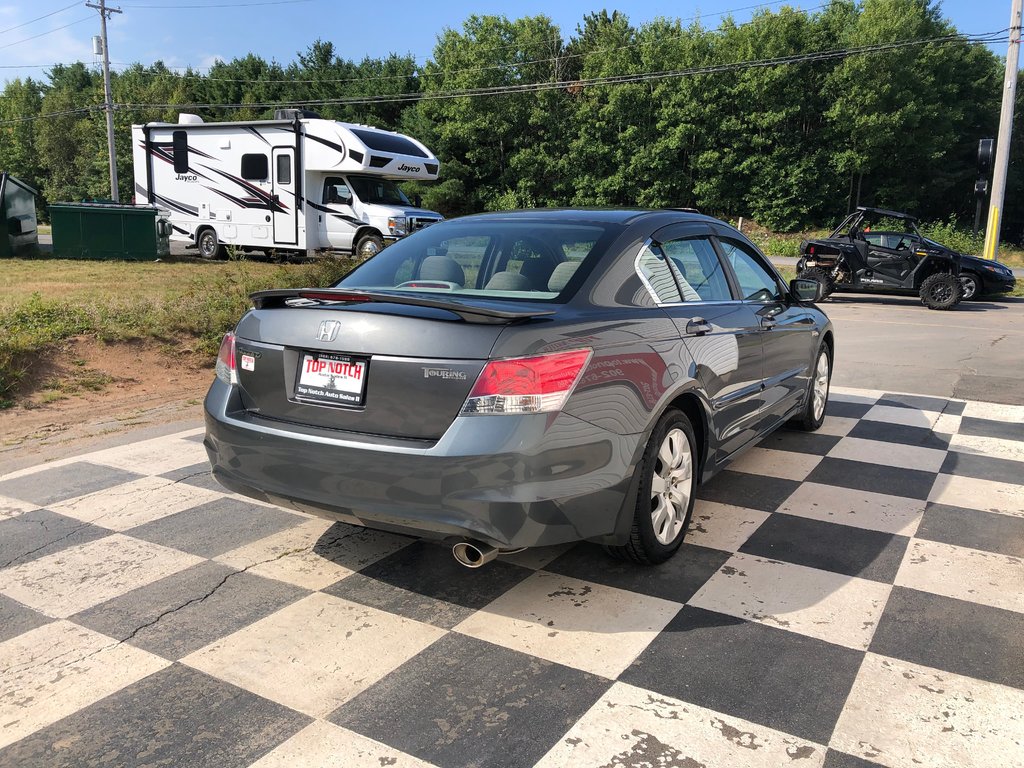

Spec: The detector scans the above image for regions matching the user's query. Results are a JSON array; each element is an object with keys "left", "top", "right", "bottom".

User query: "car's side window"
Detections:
[
  {"left": 661, "top": 237, "right": 733, "bottom": 302},
  {"left": 636, "top": 245, "right": 682, "bottom": 304},
  {"left": 719, "top": 238, "right": 784, "bottom": 302}
]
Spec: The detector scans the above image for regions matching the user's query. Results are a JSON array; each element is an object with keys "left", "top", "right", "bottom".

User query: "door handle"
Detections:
[
  {"left": 760, "top": 317, "right": 777, "bottom": 330},
  {"left": 685, "top": 318, "right": 713, "bottom": 336}
]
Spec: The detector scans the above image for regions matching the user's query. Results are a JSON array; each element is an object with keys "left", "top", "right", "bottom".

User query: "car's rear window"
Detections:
[{"left": 335, "top": 220, "right": 615, "bottom": 301}]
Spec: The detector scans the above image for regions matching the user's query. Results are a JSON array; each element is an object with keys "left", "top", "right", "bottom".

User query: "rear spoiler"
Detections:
[{"left": 250, "top": 288, "right": 556, "bottom": 324}]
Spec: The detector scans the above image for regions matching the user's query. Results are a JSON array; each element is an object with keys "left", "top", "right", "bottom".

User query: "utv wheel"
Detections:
[
  {"left": 919, "top": 272, "right": 963, "bottom": 310},
  {"left": 797, "top": 267, "right": 835, "bottom": 299},
  {"left": 355, "top": 233, "right": 384, "bottom": 259},
  {"left": 792, "top": 344, "right": 831, "bottom": 431},
  {"left": 608, "top": 409, "right": 697, "bottom": 565},
  {"left": 958, "top": 272, "right": 980, "bottom": 301},
  {"left": 197, "top": 229, "right": 226, "bottom": 260}
]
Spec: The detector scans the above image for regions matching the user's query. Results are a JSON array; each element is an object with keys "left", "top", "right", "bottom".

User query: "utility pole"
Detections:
[
  {"left": 86, "top": 0, "right": 122, "bottom": 202},
  {"left": 983, "top": 0, "right": 1022, "bottom": 261}
]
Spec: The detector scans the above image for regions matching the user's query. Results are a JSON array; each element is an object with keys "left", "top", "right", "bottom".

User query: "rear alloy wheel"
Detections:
[
  {"left": 919, "top": 272, "right": 963, "bottom": 310},
  {"left": 355, "top": 233, "right": 384, "bottom": 259},
  {"left": 609, "top": 409, "right": 697, "bottom": 564},
  {"left": 792, "top": 345, "right": 831, "bottom": 431},
  {"left": 197, "top": 228, "right": 226, "bottom": 260},
  {"left": 797, "top": 267, "right": 835, "bottom": 300},
  {"left": 958, "top": 272, "right": 980, "bottom": 301}
]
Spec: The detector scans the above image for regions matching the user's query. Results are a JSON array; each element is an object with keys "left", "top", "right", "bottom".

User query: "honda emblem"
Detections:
[{"left": 316, "top": 320, "right": 341, "bottom": 342}]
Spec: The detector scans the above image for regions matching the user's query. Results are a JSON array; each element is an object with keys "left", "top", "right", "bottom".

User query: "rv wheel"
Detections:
[
  {"left": 197, "top": 229, "right": 226, "bottom": 260},
  {"left": 355, "top": 233, "right": 384, "bottom": 259}
]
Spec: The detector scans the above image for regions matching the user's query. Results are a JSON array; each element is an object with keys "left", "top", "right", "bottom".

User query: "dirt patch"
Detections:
[{"left": 0, "top": 336, "right": 212, "bottom": 460}]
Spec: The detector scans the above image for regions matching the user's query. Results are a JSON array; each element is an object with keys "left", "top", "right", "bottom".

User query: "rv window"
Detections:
[
  {"left": 172, "top": 131, "right": 189, "bottom": 174},
  {"left": 241, "top": 153, "right": 269, "bottom": 181},
  {"left": 323, "top": 178, "right": 351, "bottom": 205},
  {"left": 276, "top": 154, "right": 291, "bottom": 185},
  {"left": 349, "top": 128, "right": 428, "bottom": 158}
]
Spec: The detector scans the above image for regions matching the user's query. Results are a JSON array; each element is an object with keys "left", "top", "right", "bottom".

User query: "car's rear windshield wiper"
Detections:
[{"left": 250, "top": 288, "right": 556, "bottom": 324}]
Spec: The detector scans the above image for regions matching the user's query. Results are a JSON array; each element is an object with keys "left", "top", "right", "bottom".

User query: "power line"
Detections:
[
  {"left": 113, "top": 33, "right": 1010, "bottom": 111},
  {"left": 0, "top": 15, "right": 94, "bottom": 51},
  {"left": 0, "top": 2, "right": 80, "bottom": 36},
  {"left": 0, "top": 30, "right": 1007, "bottom": 125},
  {"left": 118, "top": 0, "right": 312, "bottom": 7}
]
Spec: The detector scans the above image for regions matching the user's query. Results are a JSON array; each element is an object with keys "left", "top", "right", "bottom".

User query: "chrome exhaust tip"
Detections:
[{"left": 452, "top": 540, "right": 499, "bottom": 568}]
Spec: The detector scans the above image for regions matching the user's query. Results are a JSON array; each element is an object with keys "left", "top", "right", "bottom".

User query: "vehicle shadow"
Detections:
[{"left": 826, "top": 294, "right": 1020, "bottom": 310}]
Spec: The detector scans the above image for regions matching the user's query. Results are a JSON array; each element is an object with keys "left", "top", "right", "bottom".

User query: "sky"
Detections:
[{"left": 0, "top": 0, "right": 1014, "bottom": 87}]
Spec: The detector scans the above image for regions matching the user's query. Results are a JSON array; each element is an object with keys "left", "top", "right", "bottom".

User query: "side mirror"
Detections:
[
  {"left": 791, "top": 278, "right": 824, "bottom": 302},
  {"left": 413, "top": 194, "right": 423, "bottom": 208}
]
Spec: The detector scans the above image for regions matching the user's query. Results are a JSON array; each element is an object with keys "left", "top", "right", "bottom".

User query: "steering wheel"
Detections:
[{"left": 395, "top": 280, "right": 461, "bottom": 290}]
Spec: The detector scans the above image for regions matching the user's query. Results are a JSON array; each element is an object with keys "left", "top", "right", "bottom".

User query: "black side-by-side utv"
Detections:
[{"left": 797, "top": 207, "right": 963, "bottom": 310}]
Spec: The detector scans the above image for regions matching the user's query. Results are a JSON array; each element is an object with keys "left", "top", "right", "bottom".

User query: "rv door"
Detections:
[{"left": 271, "top": 147, "right": 297, "bottom": 246}]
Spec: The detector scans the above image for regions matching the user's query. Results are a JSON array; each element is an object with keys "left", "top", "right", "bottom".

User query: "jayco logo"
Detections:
[
  {"left": 175, "top": 173, "right": 198, "bottom": 182},
  {"left": 397, "top": 163, "right": 421, "bottom": 173}
]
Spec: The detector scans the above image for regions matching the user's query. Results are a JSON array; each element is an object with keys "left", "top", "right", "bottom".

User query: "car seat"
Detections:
[
  {"left": 547, "top": 261, "right": 580, "bottom": 292},
  {"left": 485, "top": 271, "right": 533, "bottom": 290},
  {"left": 419, "top": 255, "right": 465, "bottom": 286}
]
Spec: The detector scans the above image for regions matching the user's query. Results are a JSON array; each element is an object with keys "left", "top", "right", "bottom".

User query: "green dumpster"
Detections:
[
  {"left": 50, "top": 202, "right": 171, "bottom": 260},
  {"left": 0, "top": 172, "right": 40, "bottom": 258}
]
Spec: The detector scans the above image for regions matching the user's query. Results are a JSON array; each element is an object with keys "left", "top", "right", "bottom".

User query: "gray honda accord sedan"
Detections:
[{"left": 204, "top": 209, "right": 833, "bottom": 566}]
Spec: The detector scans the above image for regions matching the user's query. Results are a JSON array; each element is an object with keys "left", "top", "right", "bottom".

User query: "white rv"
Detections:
[{"left": 131, "top": 109, "right": 443, "bottom": 259}]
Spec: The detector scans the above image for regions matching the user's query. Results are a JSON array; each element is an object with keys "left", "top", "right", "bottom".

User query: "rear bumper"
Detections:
[{"left": 203, "top": 379, "right": 642, "bottom": 549}]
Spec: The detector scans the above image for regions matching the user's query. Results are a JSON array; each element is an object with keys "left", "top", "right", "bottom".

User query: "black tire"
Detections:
[
  {"left": 919, "top": 272, "right": 963, "bottom": 310},
  {"left": 958, "top": 272, "right": 981, "bottom": 301},
  {"left": 197, "top": 228, "right": 226, "bottom": 260},
  {"left": 792, "top": 344, "right": 831, "bottom": 431},
  {"left": 355, "top": 233, "right": 385, "bottom": 259},
  {"left": 797, "top": 267, "right": 835, "bottom": 299},
  {"left": 607, "top": 409, "right": 698, "bottom": 565}
]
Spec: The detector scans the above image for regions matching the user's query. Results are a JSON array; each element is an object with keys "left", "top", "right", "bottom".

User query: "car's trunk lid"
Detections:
[{"left": 233, "top": 291, "right": 554, "bottom": 440}]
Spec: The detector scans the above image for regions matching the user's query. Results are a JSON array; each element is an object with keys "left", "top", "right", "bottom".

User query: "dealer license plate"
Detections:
[{"left": 295, "top": 352, "right": 368, "bottom": 406}]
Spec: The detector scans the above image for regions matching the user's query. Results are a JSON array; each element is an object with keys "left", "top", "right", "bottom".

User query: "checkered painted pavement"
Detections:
[{"left": 0, "top": 386, "right": 1022, "bottom": 768}]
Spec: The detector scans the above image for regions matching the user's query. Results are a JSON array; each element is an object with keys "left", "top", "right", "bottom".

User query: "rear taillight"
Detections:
[
  {"left": 215, "top": 332, "right": 237, "bottom": 385},
  {"left": 460, "top": 349, "right": 592, "bottom": 415}
]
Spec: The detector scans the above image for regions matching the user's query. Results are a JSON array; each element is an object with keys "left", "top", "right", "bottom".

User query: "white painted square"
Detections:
[
  {"left": 817, "top": 415, "right": 859, "bottom": 437},
  {"left": 183, "top": 592, "right": 444, "bottom": 717},
  {"left": 247, "top": 720, "right": 438, "bottom": 768},
  {"left": 536, "top": 681, "right": 825, "bottom": 768},
  {"left": 454, "top": 571, "right": 681, "bottom": 679},
  {"left": 0, "top": 534, "right": 203, "bottom": 618},
  {"left": 830, "top": 387, "right": 884, "bottom": 403},
  {"left": 863, "top": 405, "right": 941, "bottom": 429},
  {"left": 729, "top": 447, "right": 822, "bottom": 481},
  {"left": 0, "top": 494, "right": 37, "bottom": 520},
  {"left": 689, "top": 553, "right": 891, "bottom": 650},
  {"left": 685, "top": 500, "right": 771, "bottom": 553},
  {"left": 961, "top": 400, "right": 1024, "bottom": 423},
  {"left": 831, "top": 653, "right": 1024, "bottom": 768},
  {"left": 83, "top": 435, "right": 208, "bottom": 475},
  {"left": 49, "top": 476, "right": 225, "bottom": 531},
  {"left": 827, "top": 436, "right": 946, "bottom": 473},
  {"left": 929, "top": 474, "right": 1024, "bottom": 518},
  {"left": 214, "top": 519, "right": 410, "bottom": 591},
  {"left": 948, "top": 433, "right": 1024, "bottom": 463},
  {"left": 896, "top": 539, "right": 1024, "bottom": 613},
  {"left": 0, "top": 621, "right": 168, "bottom": 749},
  {"left": 778, "top": 482, "right": 926, "bottom": 536}
]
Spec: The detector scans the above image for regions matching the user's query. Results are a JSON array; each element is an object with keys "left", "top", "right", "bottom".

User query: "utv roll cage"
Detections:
[{"left": 829, "top": 207, "right": 922, "bottom": 239}]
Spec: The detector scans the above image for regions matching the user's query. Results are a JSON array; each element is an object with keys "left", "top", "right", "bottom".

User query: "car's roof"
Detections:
[
  {"left": 857, "top": 206, "right": 918, "bottom": 222},
  {"left": 450, "top": 208, "right": 718, "bottom": 226}
]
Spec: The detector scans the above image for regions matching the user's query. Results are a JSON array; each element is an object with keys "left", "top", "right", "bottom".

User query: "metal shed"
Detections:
[{"left": 0, "top": 172, "right": 40, "bottom": 258}]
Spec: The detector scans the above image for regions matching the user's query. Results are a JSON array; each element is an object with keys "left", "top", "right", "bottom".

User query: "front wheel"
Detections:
[
  {"left": 958, "top": 272, "right": 980, "bottom": 301},
  {"left": 792, "top": 344, "right": 831, "bottom": 431},
  {"left": 919, "top": 272, "right": 963, "bottom": 310},
  {"left": 607, "top": 409, "right": 697, "bottom": 565},
  {"left": 355, "top": 233, "right": 385, "bottom": 259}
]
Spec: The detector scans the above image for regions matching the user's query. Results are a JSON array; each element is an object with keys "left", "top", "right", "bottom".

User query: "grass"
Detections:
[{"left": 0, "top": 255, "right": 357, "bottom": 404}]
